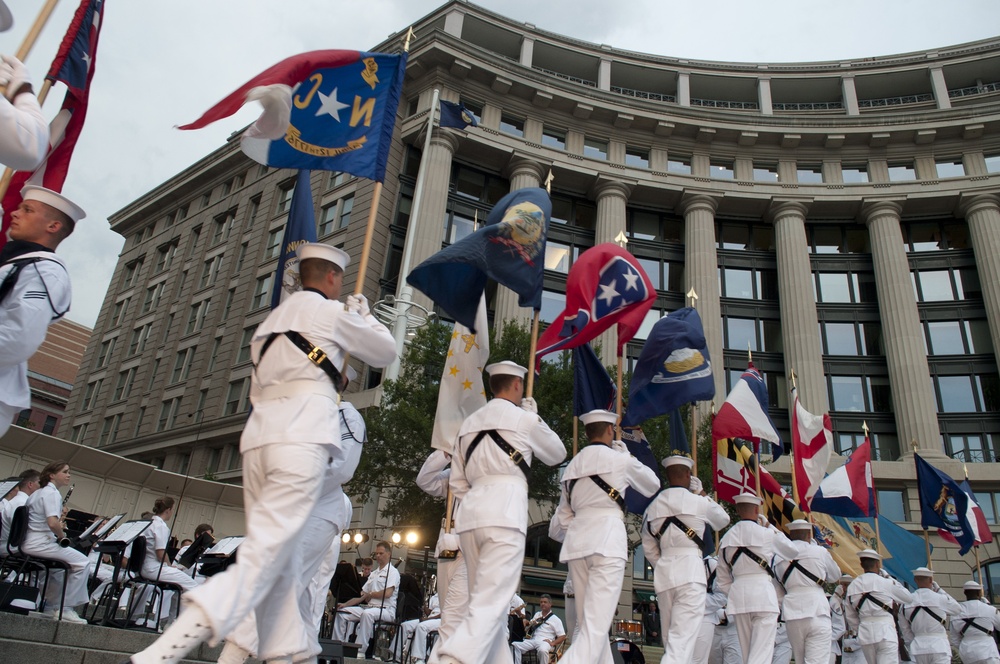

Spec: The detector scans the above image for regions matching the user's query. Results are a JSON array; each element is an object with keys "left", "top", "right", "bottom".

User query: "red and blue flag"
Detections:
[
  {"left": 810, "top": 438, "right": 876, "bottom": 518},
  {"left": 712, "top": 363, "right": 783, "bottom": 461}
]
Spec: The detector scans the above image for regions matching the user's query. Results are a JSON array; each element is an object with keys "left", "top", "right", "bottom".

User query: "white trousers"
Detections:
[
  {"left": 691, "top": 619, "right": 721, "bottom": 664},
  {"left": 178, "top": 444, "right": 328, "bottom": 661},
  {"left": 565, "top": 595, "right": 577, "bottom": 643},
  {"left": 412, "top": 618, "right": 442, "bottom": 659},
  {"left": 860, "top": 640, "right": 898, "bottom": 664},
  {"left": 558, "top": 555, "right": 622, "bottom": 664},
  {"left": 391, "top": 618, "right": 419, "bottom": 660},
  {"left": 720, "top": 623, "right": 743, "bottom": 664},
  {"left": 513, "top": 638, "right": 553, "bottom": 664},
  {"left": 437, "top": 526, "right": 521, "bottom": 664},
  {"left": 772, "top": 624, "right": 791, "bottom": 664},
  {"left": 912, "top": 654, "right": 950, "bottom": 664},
  {"left": 139, "top": 561, "right": 200, "bottom": 621},
  {"left": 20, "top": 532, "right": 92, "bottom": 609},
  {"left": 334, "top": 605, "right": 393, "bottom": 654},
  {"left": 734, "top": 611, "right": 778, "bottom": 664},
  {"left": 785, "top": 616, "right": 832, "bottom": 664},
  {"left": 428, "top": 551, "right": 468, "bottom": 664},
  {"left": 656, "top": 582, "right": 706, "bottom": 664}
]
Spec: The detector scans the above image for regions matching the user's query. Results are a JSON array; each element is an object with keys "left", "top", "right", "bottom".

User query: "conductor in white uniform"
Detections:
[
  {"left": 951, "top": 580, "right": 1000, "bottom": 664},
  {"left": 641, "top": 455, "right": 730, "bottom": 663},
  {"left": 549, "top": 409, "right": 659, "bottom": 664},
  {"left": 437, "top": 360, "right": 567, "bottom": 664},
  {"left": 770, "top": 519, "right": 841, "bottom": 664},
  {"left": 129, "top": 242, "right": 397, "bottom": 664},
  {"left": 898, "top": 567, "right": 961, "bottom": 664},
  {"left": 844, "top": 549, "right": 914, "bottom": 664}
]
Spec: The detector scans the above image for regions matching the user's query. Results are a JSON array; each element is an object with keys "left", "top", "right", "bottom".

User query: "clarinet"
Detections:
[
  {"left": 62, "top": 484, "right": 75, "bottom": 508},
  {"left": 57, "top": 484, "right": 76, "bottom": 547}
]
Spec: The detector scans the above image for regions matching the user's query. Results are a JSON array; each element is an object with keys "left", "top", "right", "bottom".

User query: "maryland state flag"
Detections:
[
  {"left": 407, "top": 188, "right": 551, "bottom": 332},
  {"left": 179, "top": 50, "right": 406, "bottom": 182},
  {"left": 714, "top": 437, "right": 803, "bottom": 531}
]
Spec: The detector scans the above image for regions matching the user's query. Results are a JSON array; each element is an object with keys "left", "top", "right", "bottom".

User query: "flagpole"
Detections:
[
  {"left": 0, "top": 0, "right": 62, "bottom": 202},
  {"left": 615, "top": 354, "right": 624, "bottom": 440},
  {"left": 526, "top": 310, "right": 541, "bottom": 399},
  {"left": 687, "top": 287, "right": 699, "bottom": 474},
  {"left": 975, "top": 545, "right": 982, "bottom": 581},
  {"left": 909, "top": 437, "right": 932, "bottom": 568},
  {"left": 572, "top": 416, "right": 579, "bottom": 456},
  {"left": 789, "top": 371, "right": 802, "bottom": 512},
  {"left": 867, "top": 421, "right": 882, "bottom": 552}
]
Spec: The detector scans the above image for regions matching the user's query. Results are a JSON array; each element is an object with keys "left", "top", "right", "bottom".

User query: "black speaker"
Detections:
[
  {"left": 0, "top": 582, "right": 39, "bottom": 614},
  {"left": 318, "top": 638, "right": 360, "bottom": 664}
]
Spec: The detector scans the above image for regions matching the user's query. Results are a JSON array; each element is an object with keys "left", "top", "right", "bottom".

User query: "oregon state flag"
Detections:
[
  {"left": 179, "top": 50, "right": 407, "bottom": 182},
  {"left": 714, "top": 437, "right": 803, "bottom": 531}
]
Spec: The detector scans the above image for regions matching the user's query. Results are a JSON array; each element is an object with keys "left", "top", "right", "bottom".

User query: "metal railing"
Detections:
[
  {"left": 690, "top": 98, "right": 759, "bottom": 110},
  {"left": 858, "top": 93, "right": 934, "bottom": 108},
  {"left": 610, "top": 85, "right": 676, "bottom": 103},
  {"left": 772, "top": 101, "right": 844, "bottom": 111}
]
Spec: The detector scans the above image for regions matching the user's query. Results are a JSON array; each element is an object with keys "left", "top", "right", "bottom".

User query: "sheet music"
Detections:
[
  {"left": 104, "top": 519, "right": 152, "bottom": 544},
  {"left": 93, "top": 513, "right": 126, "bottom": 539},
  {"left": 205, "top": 536, "right": 244, "bottom": 556},
  {"left": 0, "top": 480, "right": 18, "bottom": 499}
]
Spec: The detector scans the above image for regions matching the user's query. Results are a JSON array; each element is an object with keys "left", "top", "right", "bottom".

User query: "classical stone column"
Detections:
[
  {"left": 772, "top": 200, "right": 828, "bottom": 413},
  {"left": 963, "top": 194, "right": 1000, "bottom": 360},
  {"left": 592, "top": 177, "right": 632, "bottom": 366},
  {"left": 494, "top": 157, "right": 547, "bottom": 336},
  {"left": 402, "top": 130, "right": 461, "bottom": 314},
  {"left": 864, "top": 201, "right": 942, "bottom": 455},
  {"left": 681, "top": 194, "right": 725, "bottom": 406}
]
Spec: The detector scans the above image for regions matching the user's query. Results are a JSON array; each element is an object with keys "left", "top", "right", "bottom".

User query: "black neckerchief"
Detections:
[
  {"left": 0, "top": 239, "right": 52, "bottom": 265},
  {"left": 303, "top": 287, "right": 328, "bottom": 299}
]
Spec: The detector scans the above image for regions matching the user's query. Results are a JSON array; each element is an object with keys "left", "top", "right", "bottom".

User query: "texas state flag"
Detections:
[
  {"left": 711, "top": 363, "right": 783, "bottom": 460},
  {"left": 809, "top": 439, "right": 876, "bottom": 518}
]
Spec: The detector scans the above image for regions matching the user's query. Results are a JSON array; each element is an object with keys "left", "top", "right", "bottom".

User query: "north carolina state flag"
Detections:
[{"left": 534, "top": 243, "right": 655, "bottom": 368}]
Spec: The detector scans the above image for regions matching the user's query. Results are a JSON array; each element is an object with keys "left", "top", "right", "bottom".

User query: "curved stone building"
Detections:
[{"left": 58, "top": 0, "right": 1000, "bottom": 608}]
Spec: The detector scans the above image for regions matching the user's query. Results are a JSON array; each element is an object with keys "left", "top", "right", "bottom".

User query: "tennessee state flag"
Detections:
[
  {"left": 791, "top": 388, "right": 833, "bottom": 511},
  {"left": 179, "top": 50, "right": 406, "bottom": 182},
  {"left": 535, "top": 243, "right": 655, "bottom": 368},
  {"left": 1, "top": 0, "right": 105, "bottom": 246}
]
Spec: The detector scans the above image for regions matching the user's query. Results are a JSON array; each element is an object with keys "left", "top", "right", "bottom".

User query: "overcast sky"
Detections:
[{"left": 6, "top": 0, "right": 999, "bottom": 329}]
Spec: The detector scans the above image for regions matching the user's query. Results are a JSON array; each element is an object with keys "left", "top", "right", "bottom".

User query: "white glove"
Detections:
[
  {"left": 689, "top": 476, "right": 704, "bottom": 494},
  {"left": 345, "top": 293, "right": 370, "bottom": 316},
  {"left": 611, "top": 440, "right": 627, "bottom": 453},
  {"left": 520, "top": 397, "right": 537, "bottom": 414},
  {"left": 438, "top": 532, "right": 460, "bottom": 553},
  {"left": 931, "top": 581, "right": 941, "bottom": 592},
  {"left": 1, "top": 55, "right": 30, "bottom": 101}
]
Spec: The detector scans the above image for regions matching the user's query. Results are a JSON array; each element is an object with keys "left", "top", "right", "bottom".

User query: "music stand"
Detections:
[
  {"left": 0, "top": 479, "right": 18, "bottom": 501},
  {"left": 92, "top": 519, "right": 152, "bottom": 626},
  {"left": 198, "top": 536, "right": 244, "bottom": 577}
]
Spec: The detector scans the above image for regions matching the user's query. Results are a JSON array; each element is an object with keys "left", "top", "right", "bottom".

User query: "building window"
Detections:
[
  {"left": 887, "top": 163, "right": 917, "bottom": 181},
  {"left": 814, "top": 271, "right": 877, "bottom": 304},
  {"left": 212, "top": 209, "right": 237, "bottom": 245},
  {"left": 946, "top": 435, "right": 999, "bottom": 464},
  {"left": 935, "top": 159, "right": 965, "bottom": 178},
  {"left": 720, "top": 267, "right": 778, "bottom": 300},
  {"left": 583, "top": 137, "right": 608, "bottom": 160},
  {"left": 99, "top": 413, "right": 122, "bottom": 446},
  {"left": 154, "top": 242, "right": 178, "bottom": 274},
  {"left": 444, "top": 208, "right": 477, "bottom": 244},
  {"left": 539, "top": 290, "right": 566, "bottom": 325},
  {"left": 842, "top": 165, "right": 869, "bottom": 183},
  {"left": 70, "top": 423, "right": 89, "bottom": 443},
  {"left": 723, "top": 317, "right": 782, "bottom": 353},
  {"left": 157, "top": 397, "right": 183, "bottom": 432},
  {"left": 81, "top": 379, "right": 103, "bottom": 410},
  {"left": 321, "top": 194, "right": 354, "bottom": 235},
  {"left": 128, "top": 323, "right": 152, "bottom": 356},
  {"left": 146, "top": 358, "right": 160, "bottom": 391},
  {"left": 808, "top": 225, "right": 871, "bottom": 254},
  {"left": 541, "top": 126, "right": 566, "bottom": 150},
  {"left": 224, "top": 377, "right": 251, "bottom": 416},
  {"left": 276, "top": 181, "right": 295, "bottom": 214},
  {"left": 96, "top": 338, "right": 116, "bottom": 368},
  {"left": 264, "top": 227, "right": 283, "bottom": 260},
  {"left": 207, "top": 337, "right": 222, "bottom": 373},
  {"left": 709, "top": 161, "right": 735, "bottom": 180},
  {"left": 329, "top": 171, "right": 350, "bottom": 189},
  {"left": 499, "top": 113, "right": 524, "bottom": 138},
  {"left": 625, "top": 147, "right": 649, "bottom": 169},
  {"left": 913, "top": 268, "right": 981, "bottom": 302},
  {"left": 121, "top": 258, "right": 144, "bottom": 289},
  {"left": 337, "top": 194, "right": 354, "bottom": 230},
  {"left": 904, "top": 221, "right": 969, "bottom": 251},
  {"left": 111, "top": 297, "right": 130, "bottom": 327},
  {"left": 200, "top": 192, "right": 211, "bottom": 209},
  {"left": 544, "top": 241, "right": 572, "bottom": 274},
  {"left": 877, "top": 490, "right": 907, "bottom": 522},
  {"left": 185, "top": 299, "right": 212, "bottom": 334},
  {"left": 161, "top": 313, "right": 174, "bottom": 343},
  {"left": 41, "top": 415, "right": 57, "bottom": 435},
  {"left": 753, "top": 164, "right": 778, "bottom": 182},
  {"left": 251, "top": 276, "right": 272, "bottom": 310},
  {"left": 452, "top": 164, "right": 508, "bottom": 205},
  {"left": 550, "top": 193, "right": 597, "bottom": 230},
  {"left": 221, "top": 288, "right": 237, "bottom": 320},
  {"left": 319, "top": 204, "right": 337, "bottom": 237},
  {"left": 821, "top": 322, "right": 883, "bottom": 356},
  {"left": 170, "top": 346, "right": 197, "bottom": 383},
  {"left": 142, "top": 282, "right": 166, "bottom": 314},
  {"left": 828, "top": 375, "right": 893, "bottom": 413},
  {"left": 924, "top": 319, "right": 991, "bottom": 355},
  {"left": 113, "top": 367, "right": 137, "bottom": 401},
  {"left": 667, "top": 156, "right": 691, "bottom": 175},
  {"left": 717, "top": 222, "right": 775, "bottom": 252},
  {"left": 199, "top": 254, "right": 225, "bottom": 289},
  {"left": 188, "top": 226, "right": 201, "bottom": 258},
  {"left": 797, "top": 165, "right": 823, "bottom": 183},
  {"left": 934, "top": 374, "right": 1000, "bottom": 413},
  {"left": 236, "top": 327, "right": 255, "bottom": 364}
]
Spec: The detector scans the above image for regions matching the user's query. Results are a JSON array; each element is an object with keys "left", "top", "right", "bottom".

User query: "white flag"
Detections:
[{"left": 430, "top": 296, "right": 490, "bottom": 452}]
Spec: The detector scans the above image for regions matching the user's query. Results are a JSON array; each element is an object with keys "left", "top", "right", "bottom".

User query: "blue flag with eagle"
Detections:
[
  {"left": 407, "top": 187, "right": 551, "bottom": 332},
  {"left": 915, "top": 453, "right": 976, "bottom": 555}
]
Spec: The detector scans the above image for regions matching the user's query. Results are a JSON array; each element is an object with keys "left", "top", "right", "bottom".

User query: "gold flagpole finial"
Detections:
[
  {"left": 686, "top": 287, "right": 698, "bottom": 308},
  {"left": 747, "top": 342, "right": 753, "bottom": 365},
  {"left": 473, "top": 209, "right": 479, "bottom": 231},
  {"left": 861, "top": 421, "right": 869, "bottom": 437},
  {"left": 789, "top": 369, "right": 797, "bottom": 391},
  {"left": 614, "top": 230, "right": 628, "bottom": 248},
  {"left": 910, "top": 438, "right": 919, "bottom": 453},
  {"left": 402, "top": 27, "right": 415, "bottom": 52},
  {"left": 543, "top": 169, "right": 554, "bottom": 194}
]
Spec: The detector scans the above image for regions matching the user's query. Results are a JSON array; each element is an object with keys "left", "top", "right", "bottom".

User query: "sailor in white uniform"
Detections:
[
  {"left": 845, "top": 549, "right": 914, "bottom": 664},
  {"left": 950, "top": 580, "right": 1000, "bottom": 664},
  {"left": 550, "top": 409, "right": 659, "bottom": 664},
  {"left": 641, "top": 455, "right": 729, "bottom": 663},
  {"left": 829, "top": 574, "right": 852, "bottom": 664},
  {"left": 0, "top": 2, "right": 48, "bottom": 172},
  {"left": 691, "top": 555, "right": 727, "bottom": 664},
  {"left": 898, "top": 567, "right": 960, "bottom": 664}
]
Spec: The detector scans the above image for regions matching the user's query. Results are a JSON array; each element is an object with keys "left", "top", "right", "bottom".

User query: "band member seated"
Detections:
[
  {"left": 0, "top": 468, "right": 39, "bottom": 556},
  {"left": 333, "top": 540, "right": 400, "bottom": 655},
  {"left": 136, "top": 497, "right": 201, "bottom": 627},
  {"left": 512, "top": 595, "right": 566, "bottom": 664},
  {"left": 19, "top": 461, "right": 91, "bottom": 623}
]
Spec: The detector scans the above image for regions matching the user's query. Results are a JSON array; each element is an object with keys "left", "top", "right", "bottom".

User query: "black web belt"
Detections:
[
  {"left": 960, "top": 617, "right": 994, "bottom": 636},
  {"left": 726, "top": 546, "right": 775, "bottom": 578},
  {"left": 855, "top": 592, "right": 893, "bottom": 614},
  {"left": 567, "top": 475, "right": 626, "bottom": 512},
  {"left": 780, "top": 559, "right": 825, "bottom": 587},
  {"left": 648, "top": 515, "right": 704, "bottom": 549},
  {"left": 259, "top": 331, "right": 343, "bottom": 390},
  {"left": 465, "top": 429, "right": 530, "bottom": 480},
  {"left": 705, "top": 560, "right": 717, "bottom": 589},
  {"left": 908, "top": 605, "right": 946, "bottom": 626}
]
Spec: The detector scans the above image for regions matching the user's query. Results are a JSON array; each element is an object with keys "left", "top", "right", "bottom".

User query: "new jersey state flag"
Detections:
[
  {"left": 535, "top": 243, "right": 656, "bottom": 368},
  {"left": 179, "top": 50, "right": 406, "bottom": 182}
]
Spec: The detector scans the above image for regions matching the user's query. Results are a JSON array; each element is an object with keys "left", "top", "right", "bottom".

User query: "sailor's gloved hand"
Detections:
[
  {"left": 521, "top": 397, "right": 537, "bottom": 414},
  {"left": 0, "top": 55, "right": 31, "bottom": 101},
  {"left": 689, "top": 476, "right": 704, "bottom": 494},
  {"left": 611, "top": 440, "right": 628, "bottom": 453},
  {"left": 345, "top": 293, "right": 370, "bottom": 316}
]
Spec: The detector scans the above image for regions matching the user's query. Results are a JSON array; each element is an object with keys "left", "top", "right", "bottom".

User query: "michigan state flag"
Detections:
[{"left": 915, "top": 453, "right": 976, "bottom": 555}]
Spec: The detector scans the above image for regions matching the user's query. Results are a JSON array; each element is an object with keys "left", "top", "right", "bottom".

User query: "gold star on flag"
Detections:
[
  {"left": 452, "top": 330, "right": 461, "bottom": 339},
  {"left": 447, "top": 349, "right": 454, "bottom": 358},
  {"left": 449, "top": 365, "right": 460, "bottom": 376},
  {"left": 462, "top": 379, "right": 473, "bottom": 390}
]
